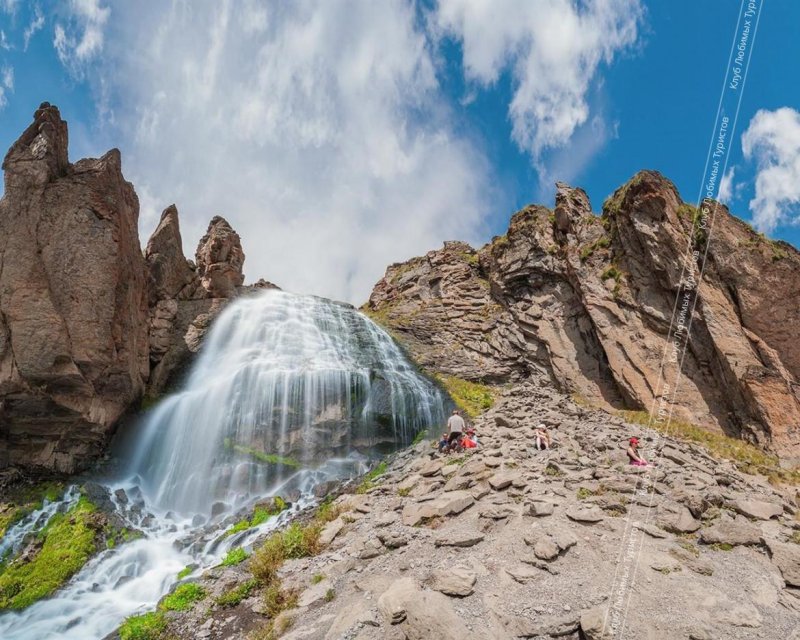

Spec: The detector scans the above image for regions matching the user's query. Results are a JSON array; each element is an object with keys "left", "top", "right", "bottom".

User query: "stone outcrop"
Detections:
[
  {"left": 364, "top": 172, "right": 800, "bottom": 461},
  {"left": 0, "top": 103, "right": 149, "bottom": 473},
  {"left": 0, "top": 104, "right": 251, "bottom": 473},
  {"left": 144, "top": 207, "right": 249, "bottom": 395}
]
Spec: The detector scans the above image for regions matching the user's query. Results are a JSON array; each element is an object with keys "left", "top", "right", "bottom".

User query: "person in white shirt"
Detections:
[{"left": 446, "top": 409, "right": 466, "bottom": 452}]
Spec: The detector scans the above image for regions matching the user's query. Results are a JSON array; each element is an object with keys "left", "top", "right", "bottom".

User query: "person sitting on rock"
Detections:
[
  {"left": 462, "top": 428, "right": 478, "bottom": 449},
  {"left": 446, "top": 409, "right": 466, "bottom": 453},
  {"left": 533, "top": 424, "right": 551, "bottom": 450},
  {"left": 438, "top": 432, "right": 449, "bottom": 453},
  {"left": 627, "top": 437, "right": 648, "bottom": 466}
]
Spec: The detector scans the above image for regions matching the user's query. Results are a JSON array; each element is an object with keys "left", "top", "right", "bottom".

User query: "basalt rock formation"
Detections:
[
  {"left": 364, "top": 172, "right": 800, "bottom": 462},
  {"left": 0, "top": 104, "right": 248, "bottom": 473}
]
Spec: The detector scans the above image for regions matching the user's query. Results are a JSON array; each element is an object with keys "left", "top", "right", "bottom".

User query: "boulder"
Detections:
[
  {"left": 427, "top": 566, "right": 476, "bottom": 597},
  {"left": 764, "top": 539, "right": 800, "bottom": 587},
  {"left": 730, "top": 499, "right": 783, "bottom": 521},
  {"left": 698, "top": 521, "right": 762, "bottom": 547},
  {"left": 434, "top": 531, "right": 485, "bottom": 548},
  {"left": 401, "top": 491, "right": 474, "bottom": 526}
]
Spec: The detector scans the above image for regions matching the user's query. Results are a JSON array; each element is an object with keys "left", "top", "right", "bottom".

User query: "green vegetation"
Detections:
[
  {"left": 324, "top": 588, "right": 336, "bottom": 602},
  {"left": 458, "top": 250, "right": 480, "bottom": 266},
  {"left": 356, "top": 461, "right": 388, "bottom": 494},
  {"left": 579, "top": 235, "right": 610, "bottom": 261},
  {"left": 222, "top": 497, "right": 288, "bottom": 538},
  {"left": 119, "top": 611, "right": 167, "bottom": 640},
  {"left": 311, "top": 573, "right": 325, "bottom": 585},
  {"left": 397, "top": 487, "right": 411, "bottom": 497},
  {"left": 0, "top": 496, "right": 98, "bottom": 611},
  {"left": 433, "top": 374, "right": 495, "bottom": 418},
  {"left": 223, "top": 439, "right": 300, "bottom": 469},
  {"left": 263, "top": 581, "right": 299, "bottom": 617},
  {"left": 411, "top": 429, "right": 428, "bottom": 446},
  {"left": 221, "top": 547, "right": 249, "bottom": 567},
  {"left": 576, "top": 487, "right": 596, "bottom": 500},
  {"left": 602, "top": 173, "right": 646, "bottom": 216},
  {"left": 160, "top": 582, "right": 206, "bottom": 612},
  {"left": 247, "top": 499, "right": 344, "bottom": 621},
  {"left": 177, "top": 565, "right": 193, "bottom": 580},
  {"left": 710, "top": 543, "right": 734, "bottom": 552},
  {"left": 216, "top": 578, "right": 258, "bottom": 608},
  {"left": 789, "top": 531, "right": 800, "bottom": 545},
  {"left": 600, "top": 265, "right": 622, "bottom": 282},
  {"left": 0, "top": 482, "right": 65, "bottom": 539}
]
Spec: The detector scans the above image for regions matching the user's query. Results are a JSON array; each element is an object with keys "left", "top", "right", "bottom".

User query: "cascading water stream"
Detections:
[{"left": 0, "top": 290, "right": 445, "bottom": 640}]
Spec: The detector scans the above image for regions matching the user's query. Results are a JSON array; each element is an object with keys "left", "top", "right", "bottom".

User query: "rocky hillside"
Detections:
[
  {"left": 364, "top": 174, "right": 800, "bottom": 463},
  {"left": 140, "top": 380, "right": 800, "bottom": 640},
  {"left": 0, "top": 104, "right": 258, "bottom": 474}
]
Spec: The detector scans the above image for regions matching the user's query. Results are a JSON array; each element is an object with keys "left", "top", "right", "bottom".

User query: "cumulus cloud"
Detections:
[
  {"left": 80, "top": 0, "right": 494, "bottom": 303},
  {"left": 53, "top": 0, "right": 110, "bottom": 73},
  {"left": 37, "top": 0, "right": 642, "bottom": 303},
  {"left": 741, "top": 107, "right": 800, "bottom": 232},
  {"left": 434, "top": 0, "right": 643, "bottom": 165}
]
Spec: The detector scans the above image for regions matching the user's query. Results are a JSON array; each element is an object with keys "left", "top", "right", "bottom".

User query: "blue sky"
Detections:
[{"left": 1, "top": 1, "right": 798, "bottom": 302}]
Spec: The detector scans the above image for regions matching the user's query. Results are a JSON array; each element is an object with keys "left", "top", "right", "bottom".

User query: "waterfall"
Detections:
[
  {"left": 0, "top": 289, "right": 445, "bottom": 640},
  {"left": 131, "top": 289, "right": 444, "bottom": 515}
]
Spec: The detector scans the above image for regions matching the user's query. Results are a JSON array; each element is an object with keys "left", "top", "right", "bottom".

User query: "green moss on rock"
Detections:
[{"left": 0, "top": 496, "right": 98, "bottom": 611}]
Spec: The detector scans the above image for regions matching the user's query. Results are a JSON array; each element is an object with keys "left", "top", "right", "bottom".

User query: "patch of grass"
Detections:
[
  {"left": 579, "top": 235, "right": 611, "bottom": 261},
  {"left": 676, "top": 539, "right": 700, "bottom": 558},
  {"left": 251, "top": 612, "right": 295, "bottom": 640},
  {"left": 216, "top": 578, "right": 258, "bottom": 608},
  {"left": 433, "top": 374, "right": 495, "bottom": 418},
  {"left": 576, "top": 487, "right": 596, "bottom": 500},
  {"left": 411, "top": 430, "right": 428, "bottom": 446},
  {"left": 0, "top": 482, "right": 66, "bottom": 539},
  {"left": 544, "top": 464, "right": 564, "bottom": 477},
  {"left": 397, "top": 487, "right": 411, "bottom": 497},
  {"left": 710, "top": 543, "right": 734, "bottom": 552},
  {"left": 263, "top": 580, "right": 299, "bottom": 618},
  {"left": 600, "top": 265, "right": 622, "bottom": 282},
  {"left": 356, "top": 461, "right": 388, "bottom": 494},
  {"left": 311, "top": 573, "right": 325, "bottom": 584},
  {"left": 0, "top": 496, "right": 98, "bottom": 611},
  {"left": 789, "top": 531, "right": 800, "bottom": 545},
  {"left": 176, "top": 566, "right": 193, "bottom": 580},
  {"left": 160, "top": 582, "right": 205, "bottom": 612},
  {"left": 222, "top": 498, "right": 289, "bottom": 538},
  {"left": 221, "top": 547, "right": 249, "bottom": 567},
  {"left": 119, "top": 611, "right": 167, "bottom": 640},
  {"left": 324, "top": 588, "right": 336, "bottom": 602},
  {"left": 223, "top": 439, "right": 300, "bottom": 469}
]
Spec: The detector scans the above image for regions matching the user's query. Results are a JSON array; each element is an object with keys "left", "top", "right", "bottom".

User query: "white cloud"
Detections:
[
  {"left": 81, "top": 0, "right": 494, "bottom": 303},
  {"left": 0, "top": 30, "right": 10, "bottom": 50},
  {"left": 37, "top": 0, "right": 643, "bottom": 303},
  {"left": 53, "top": 0, "right": 110, "bottom": 73},
  {"left": 23, "top": 5, "right": 44, "bottom": 50},
  {"left": 718, "top": 166, "right": 735, "bottom": 204},
  {"left": 0, "top": 0, "right": 18, "bottom": 16},
  {"left": 434, "top": 0, "right": 642, "bottom": 166},
  {"left": 0, "top": 64, "right": 12, "bottom": 109},
  {"left": 741, "top": 107, "right": 800, "bottom": 232}
]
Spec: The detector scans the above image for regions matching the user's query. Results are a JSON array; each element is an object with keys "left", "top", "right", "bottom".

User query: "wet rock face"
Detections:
[
  {"left": 0, "top": 103, "right": 149, "bottom": 473},
  {"left": 365, "top": 170, "right": 800, "bottom": 461}
]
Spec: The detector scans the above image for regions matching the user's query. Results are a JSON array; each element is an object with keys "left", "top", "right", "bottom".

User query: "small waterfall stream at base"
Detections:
[{"left": 0, "top": 290, "right": 445, "bottom": 640}]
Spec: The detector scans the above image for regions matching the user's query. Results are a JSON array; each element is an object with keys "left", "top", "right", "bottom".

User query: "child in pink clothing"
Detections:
[{"left": 627, "top": 437, "right": 648, "bottom": 466}]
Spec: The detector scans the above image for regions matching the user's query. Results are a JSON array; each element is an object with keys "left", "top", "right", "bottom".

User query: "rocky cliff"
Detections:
[
  {"left": 0, "top": 104, "right": 249, "bottom": 473},
  {"left": 364, "top": 172, "right": 800, "bottom": 462}
]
